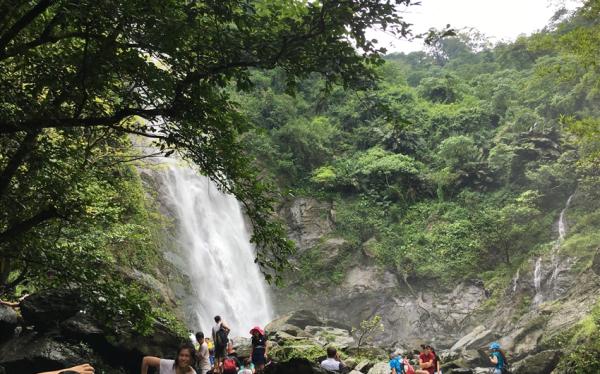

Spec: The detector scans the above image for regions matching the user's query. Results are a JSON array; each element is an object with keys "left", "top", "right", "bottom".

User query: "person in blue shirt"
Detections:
[
  {"left": 489, "top": 342, "right": 506, "bottom": 374},
  {"left": 389, "top": 351, "right": 404, "bottom": 374}
]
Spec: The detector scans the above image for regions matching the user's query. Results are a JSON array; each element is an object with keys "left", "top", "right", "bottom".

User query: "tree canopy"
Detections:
[{"left": 0, "top": 0, "right": 417, "bottom": 327}]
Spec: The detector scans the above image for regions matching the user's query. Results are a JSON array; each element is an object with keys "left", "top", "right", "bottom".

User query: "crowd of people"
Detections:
[
  {"left": 32, "top": 314, "right": 509, "bottom": 374},
  {"left": 323, "top": 343, "right": 508, "bottom": 374},
  {"left": 141, "top": 315, "right": 269, "bottom": 374}
]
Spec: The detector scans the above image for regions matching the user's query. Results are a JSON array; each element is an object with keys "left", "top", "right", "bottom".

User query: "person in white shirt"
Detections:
[
  {"left": 195, "top": 332, "right": 211, "bottom": 374},
  {"left": 320, "top": 347, "right": 346, "bottom": 372},
  {"left": 141, "top": 343, "right": 197, "bottom": 374}
]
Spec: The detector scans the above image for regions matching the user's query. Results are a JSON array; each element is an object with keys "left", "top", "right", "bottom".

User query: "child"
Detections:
[
  {"left": 238, "top": 357, "right": 254, "bottom": 374},
  {"left": 206, "top": 337, "right": 215, "bottom": 367}
]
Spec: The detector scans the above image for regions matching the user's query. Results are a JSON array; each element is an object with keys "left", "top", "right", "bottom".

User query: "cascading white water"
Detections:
[
  {"left": 549, "top": 194, "right": 575, "bottom": 292},
  {"left": 557, "top": 194, "right": 574, "bottom": 241},
  {"left": 160, "top": 162, "right": 273, "bottom": 337},
  {"left": 533, "top": 257, "right": 543, "bottom": 305},
  {"left": 512, "top": 268, "right": 520, "bottom": 293},
  {"left": 533, "top": 194, "right": 574, "bottom": 305}
]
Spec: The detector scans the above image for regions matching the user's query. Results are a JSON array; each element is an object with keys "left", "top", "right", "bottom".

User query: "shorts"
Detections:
[
  {"left": 215, "top": 345, "right": 227, "bottom": 360},
  {"left": 252, "top": 348, "right": 266, "bottom": 365}
]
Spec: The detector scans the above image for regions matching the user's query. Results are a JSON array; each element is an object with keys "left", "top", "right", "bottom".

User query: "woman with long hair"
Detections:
[
  {"left": 488, "top": 342, "right": 508, "bottom": 374},
  {"left": 141, "top": 342, "right": 197, "bottom": 374}
]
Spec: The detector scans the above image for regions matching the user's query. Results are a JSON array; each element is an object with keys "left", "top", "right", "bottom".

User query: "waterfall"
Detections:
[
  {"left": 533, "top": 257, "right": 543, "bottom": 305},
  {"left": 549, "top": 194, "right": 575, "bottom": 294},
  {"left": 512, "top": 269, "right": 520, "bottom": 293},
  {"left": 160, "top": 162, "right": 273, "bottom": 337},
  {"left": 557, "top": 194, "right": 574, "bottom": 241},
  {"left": 532, "top": 194, "right": 574, "bottom": 306}
]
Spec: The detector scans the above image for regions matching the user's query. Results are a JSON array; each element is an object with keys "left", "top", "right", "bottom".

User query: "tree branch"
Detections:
[
  {"left": 0, "top": 108, "right": 169, "bottom": 134},
  {"left": 0, "top": 130, "right": 40, "bottom": 198},
  {"left": 0, "top": 206, "right": 60, "bottom": 243},
  {"left": 0, "top": 0, "right": 55, "bottom": 52}
]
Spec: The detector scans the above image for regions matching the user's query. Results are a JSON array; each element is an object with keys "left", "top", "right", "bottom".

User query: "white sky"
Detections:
[{"left": 369, "top": 0, "right": 583, "bottom": 53}]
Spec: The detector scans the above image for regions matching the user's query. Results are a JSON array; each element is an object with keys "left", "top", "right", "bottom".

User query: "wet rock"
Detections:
[
  {"left": 0, "top": 305, "right": 17, "bottom": 342},
  {"left": 511, "top": 350, "right": 562, "bottom": 374},
  {"left": 20, "top": 289, "right": 81, "bottom": 330}
]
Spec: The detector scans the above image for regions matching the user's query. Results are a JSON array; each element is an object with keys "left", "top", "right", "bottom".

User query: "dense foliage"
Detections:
[
  {"left": 0, "top": 0, "right": 419, "bottom": 330},
  {"left": 237, "top": 2, "right": 600, "bottom": 288}
]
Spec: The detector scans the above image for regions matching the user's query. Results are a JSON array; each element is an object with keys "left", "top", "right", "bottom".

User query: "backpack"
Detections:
[
  {"left": 223, "top": 357, "right": 237, "bottom": 374},
  {"left": 499, "top": 350, "right": 510, "bottom": 374},
  {"left": 403, "top": 358, "right": 415, "bottom": 374},
  {"left": 215, "top": 326, "right": 229, "bottom": 348}
]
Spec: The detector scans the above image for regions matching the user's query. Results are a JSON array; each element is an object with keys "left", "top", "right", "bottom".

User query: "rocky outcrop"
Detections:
[
  {"left": 278, "top": 198, "right": 335, "bottom": 251},
  {"left": 0, "top": 305, "right": 17, "bottom": 342},
  {"left": 511, "top": 350, "right": 562, "bottom": 374},
  {"left": 0, "top": 289, "right": 186, "bottom": 374},
  {"left": 20, "top": 289, "right": 81, "bottom": 331}
]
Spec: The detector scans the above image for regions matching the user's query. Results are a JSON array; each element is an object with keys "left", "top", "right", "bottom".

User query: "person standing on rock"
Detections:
[
  {"left": 415, "top": 345, "right": 435, "bottom": 374},
  {"left": 249, "top": 326, "right": 268, "bottom": 373},
  {"left": 212, "top": 315, "right": 231, "bottom": 374},
  {"left": 141, "top": 342, "right": 197, "bottom": 374},
  {"left": 320, "top": 347, "right": 347, "bottom": 372},
  {"left": 488, "top": 342, "right": 507, "bottom": 374},
  {"left": 195, "top": 332, "right": 211, "bottom": 374}
]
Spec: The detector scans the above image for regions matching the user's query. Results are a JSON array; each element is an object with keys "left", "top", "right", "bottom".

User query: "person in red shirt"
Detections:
[{"left": 415, "top": 345, "right": 435, "bottom": 374}]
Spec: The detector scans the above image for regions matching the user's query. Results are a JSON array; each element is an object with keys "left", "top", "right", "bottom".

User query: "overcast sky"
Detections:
[{"left": 369, "top": 0, "right": 583, "bottom": 53}]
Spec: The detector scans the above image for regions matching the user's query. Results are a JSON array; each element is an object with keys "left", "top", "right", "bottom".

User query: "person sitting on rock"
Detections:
[
  {"left": 222, "top": 350, "right": 241, "bottom": 374},
  {"left": 320, "top": 347, "right": 346, "bottom": 373},
  {"left": 37, "top": 363, "right": 95, "bottom": 374},
  {"left": 389, "top": 350, "right": 404, "bottom": 374},
  {"left": 141, "top": 342, "right": 197, "bottom": 374},
  {"left": 238, "top": 357, "right": 254, "bottom": 374},
  {"left": 415, "top": 345, "right": 435, "bottom": 374}
]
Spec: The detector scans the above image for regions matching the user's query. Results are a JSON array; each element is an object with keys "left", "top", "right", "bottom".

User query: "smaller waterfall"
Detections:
[
  {"left": 512, "top": 269, "right": 520, "bottom": 293},
  {"left": 533, "top": 257, "right": 543, "bottom": 305},
  {"left": 532, "top": 194, "right": 574, "bottom": 306},
  {"left": 557, "top": 194, "right": 574, "bottom": 241}
]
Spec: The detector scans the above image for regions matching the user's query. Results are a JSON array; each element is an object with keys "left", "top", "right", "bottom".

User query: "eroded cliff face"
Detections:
[{"left": 273, "top": 196, "right": 600, "bottom": 365}]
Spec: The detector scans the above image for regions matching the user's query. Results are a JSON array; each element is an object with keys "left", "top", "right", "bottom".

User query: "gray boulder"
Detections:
[
  {"left": 450, "top": 326, "right": 498, "bottom": 352},
  {"left": 20, "top": 289, "right": 81, "bottom": 330},
  {"left": 366, "top": 362, "right": 389, "bottom": 374},
  {"left": 0, "top": 331, "right": 123, "bottom": 374},
  {"left": 267, "top": 310, "right": 324, "bottom": 336},
  {"left": 304, "top": 326, "right": 355, "bottom": 349},
  {"left": 231, "top": 336, "right": 252, "bottom": 358},
  {"left": 355, "top": 360, "right": 374, "bottom": 373},
  {"left": 0, "top": 305, "right": 17, "bottom": 342},
  {"left": 511, "top": 350, "right": 562, "bottom": 374}
]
